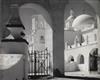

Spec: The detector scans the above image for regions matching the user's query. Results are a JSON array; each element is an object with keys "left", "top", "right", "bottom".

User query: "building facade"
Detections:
[{"left": 64, "top": 10, "right": 98, "bottom": 73}]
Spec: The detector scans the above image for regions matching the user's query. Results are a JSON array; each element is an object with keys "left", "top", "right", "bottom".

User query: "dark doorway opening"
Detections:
[{"left": 89, "top": 48, "right": 98, "bottom": 71}]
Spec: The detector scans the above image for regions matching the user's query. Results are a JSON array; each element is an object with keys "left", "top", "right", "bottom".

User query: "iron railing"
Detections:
[{"left": 28, "top": 48, "right": 50, "bottom": 77}]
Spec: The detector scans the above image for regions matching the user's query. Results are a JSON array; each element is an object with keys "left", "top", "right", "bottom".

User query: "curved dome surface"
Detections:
[{"left": 72, "top": 14, "right": 95, "bottom": 30}]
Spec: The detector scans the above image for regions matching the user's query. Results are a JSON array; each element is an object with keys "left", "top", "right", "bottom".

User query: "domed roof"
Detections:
[{"left": 72, "top": 14, "right": 95, "bottom": 30}]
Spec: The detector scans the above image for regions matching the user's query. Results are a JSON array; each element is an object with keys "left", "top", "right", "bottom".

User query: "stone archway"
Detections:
[
  {"left": 19, "top": 3, "right": 53, "bottom": 76},
  {"left": 1, "top": 0, "right": 67, "bottom": 77}
]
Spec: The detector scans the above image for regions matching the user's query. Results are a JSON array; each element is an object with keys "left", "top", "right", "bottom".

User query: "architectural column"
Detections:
[
  {"left": 49, "top": 3, "right": 66, "bottom": 76},
  {"left": 0, "top": 0, "right": 3, "bottom": 79},
  {"left": 0, "top": 0, "right": 1, "bottom": 41}
]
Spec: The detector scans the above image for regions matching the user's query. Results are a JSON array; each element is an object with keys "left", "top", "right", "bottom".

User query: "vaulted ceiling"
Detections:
[
  {"left": 1, "top": 0, "right": 98, "bottom": 38},
  {"left": 2, "top": 0, "right": 69, "bottom": 9}
]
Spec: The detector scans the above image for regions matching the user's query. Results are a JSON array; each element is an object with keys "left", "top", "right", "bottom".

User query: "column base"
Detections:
[{"left": 53, "top": 68, "right": 65, "bottom": 77}]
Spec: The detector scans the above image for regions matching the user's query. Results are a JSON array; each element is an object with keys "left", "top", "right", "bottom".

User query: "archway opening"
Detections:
[
  {"left": 89, "top": 48, "right": 98, "bottom": 71},
  {"left": 19, "top": 3, "right": 53, "bottom": 77},
  {"left": 77, "top": 54, "right": 84, "bottom": 64},
  {"left": 68, "top": 55, "right": 74, "bottom": 63}
]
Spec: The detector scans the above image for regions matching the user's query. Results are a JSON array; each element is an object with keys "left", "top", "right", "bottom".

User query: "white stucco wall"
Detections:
[
  {"left": 82, "top": 29, "right": 97, "bottom": 45},
  {"left": 65, "top": 43, "right": 97, "bottom": 72}
]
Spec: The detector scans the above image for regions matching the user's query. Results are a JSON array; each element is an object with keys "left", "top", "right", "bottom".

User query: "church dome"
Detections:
[{"left": 72, "top": 14, "right": 95, "bottom": 30}]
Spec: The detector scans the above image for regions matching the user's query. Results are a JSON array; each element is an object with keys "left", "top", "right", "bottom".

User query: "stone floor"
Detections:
[
  {"left": 33, "top": 78, "right": 83, "bottom": 80},
  {"left": 29, "top": 77, "right": 100, "bottom": 80},
  {"left": 65, "top": 71, "right": 100, "bottom": 78},
  {"left": 47, "top": 78, "right": 83, "bottom": 80},
  {"left": 28, "top": 71, "right": 100, "bottom": 80}
]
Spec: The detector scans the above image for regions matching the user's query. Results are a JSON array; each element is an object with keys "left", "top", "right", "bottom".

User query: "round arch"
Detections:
[
  {"left": 19, "top": 3, "right": 53, "bottom": 55},
  {"left": 67, "top": 55, "right": 74, "bottom": 63},
  {"left": 89, "top": 48, "right": 98, "bottom": 71},
  {"left": 90, "top": 48, "right": 98, "bottom": 55},
  {"left": 19, "top": 3, "right": 52, "bottom": 35},
  {"left": 19, "top": 3, "right": 53, "bottom": 76}
]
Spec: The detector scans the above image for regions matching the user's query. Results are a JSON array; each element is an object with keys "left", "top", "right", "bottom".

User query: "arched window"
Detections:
[
  {"left": 77, "top": 54, "right": 84, "bottom": 64},
  {"left": 68, "top": 55, "right": 74, "bottom": 63},
  {"left": 89, "top": 48, "right": 98, "bottom": 71}
]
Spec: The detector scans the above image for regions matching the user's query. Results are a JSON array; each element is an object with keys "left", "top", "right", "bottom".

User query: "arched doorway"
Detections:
[
  {"left": 19, "top": 3, "right": 53, "bottom": 77},
  {"left": 77, "top": 54, "right": 84, "bottom": 64},
  {"left": 89, "top": 48, "right": 98, "bottom": 71}
]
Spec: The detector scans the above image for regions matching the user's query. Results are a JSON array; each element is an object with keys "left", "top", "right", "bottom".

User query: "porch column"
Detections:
[
  {"left": 49, "top": 3, "right": 66, "bottom": 76},
  {"left": 0, "top": 0, "right": 3, "bottom": 79}
]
